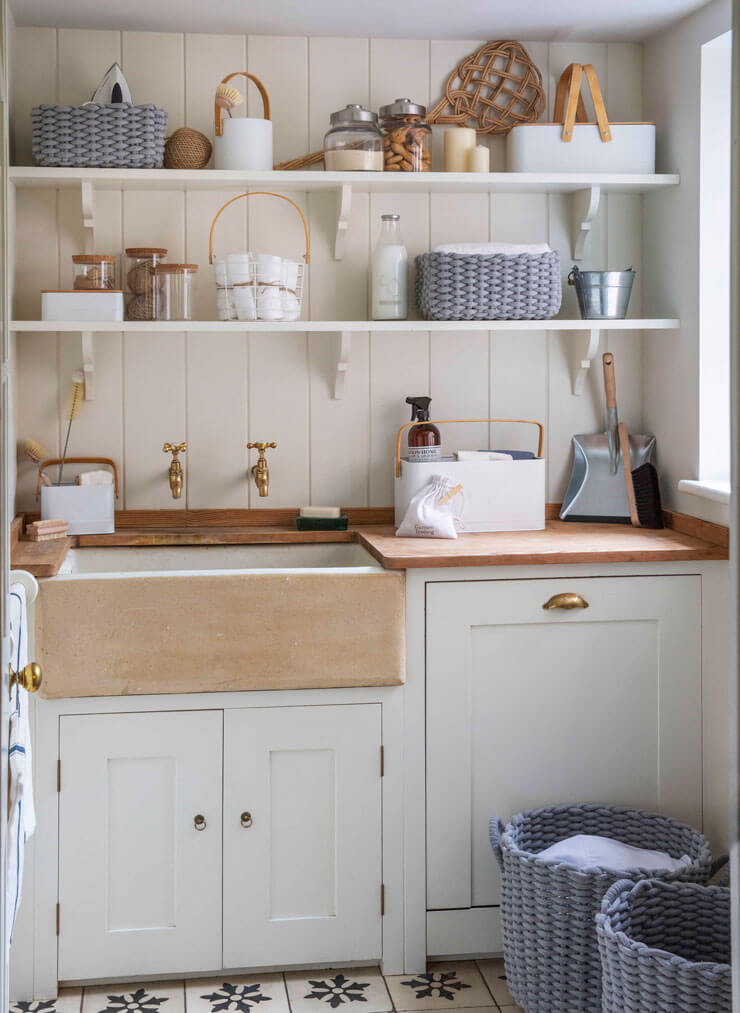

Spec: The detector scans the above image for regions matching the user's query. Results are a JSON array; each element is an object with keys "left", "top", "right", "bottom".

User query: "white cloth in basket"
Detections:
[
  {"left": 537, "top": 834, "right": 691, "bottom": 873},
  {"left": 432, "top": 242, "right": 552, "bottom": 256}
]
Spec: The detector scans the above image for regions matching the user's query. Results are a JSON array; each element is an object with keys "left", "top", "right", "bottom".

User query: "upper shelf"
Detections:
[
  {"left": 9, "top": 319, "right": 679, "bottom": 332},
  {"left": 9, "top": 166, "right": 681, "bottom": 195}
]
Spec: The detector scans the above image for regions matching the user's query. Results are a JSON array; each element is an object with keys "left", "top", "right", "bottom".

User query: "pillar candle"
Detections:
[
  {"left": 444, "top": 128, "right": 476, "bottom": 172},
  {"left": 467, "top": 144, "right": 490, "bottom": 173}
]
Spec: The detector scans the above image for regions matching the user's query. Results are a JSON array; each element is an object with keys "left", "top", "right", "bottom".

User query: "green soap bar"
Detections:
[{"left": 296, "top": 515, "right": 349, "bottom": 531}]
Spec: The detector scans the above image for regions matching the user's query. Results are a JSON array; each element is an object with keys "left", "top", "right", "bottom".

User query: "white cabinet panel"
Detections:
[
  {"left": 223, "top": 704, "right": 382, "bottom": 968},
  {"left": 426, "top": 576, "right": 702, "bottom": 920},
  {"left": 58, "top": 711, "right": 223, "bottom": 980}
]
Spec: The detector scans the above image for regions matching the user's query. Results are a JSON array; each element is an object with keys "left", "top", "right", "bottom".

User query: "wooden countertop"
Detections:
[
  {"left": 355, "top": 517, "right": 729, "bottom": 569},
  {"left": 12, "top": 508, "right": 728, "bottom": 575}
]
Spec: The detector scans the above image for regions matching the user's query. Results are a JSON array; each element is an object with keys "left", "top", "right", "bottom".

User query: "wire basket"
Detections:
[{"left": 208, "top": 192, "right": 309, "bottom": 322}]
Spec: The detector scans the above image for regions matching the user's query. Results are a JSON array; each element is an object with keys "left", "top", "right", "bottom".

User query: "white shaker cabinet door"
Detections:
[
  {"left": 223, "top": 704, "right": 383, "bottom": 968},
  {"left": 426, "top": 576, "right": 702, "bottom": 918},
  {"left": 58, "top": 710, "right": 223, "bottom": 980}
]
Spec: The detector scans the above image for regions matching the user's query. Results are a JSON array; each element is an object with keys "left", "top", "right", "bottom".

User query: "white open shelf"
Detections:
[
  {"left": 11, "top": 318, "right": 679, "bottom": 399},
  {"left": 9, "top": 166, "right": 680, "bottom": 262}
]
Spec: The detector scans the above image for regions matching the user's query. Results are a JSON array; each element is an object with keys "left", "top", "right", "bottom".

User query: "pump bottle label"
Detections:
[{"left": 407, "top": 445, "right": 443, "bottom": 463}]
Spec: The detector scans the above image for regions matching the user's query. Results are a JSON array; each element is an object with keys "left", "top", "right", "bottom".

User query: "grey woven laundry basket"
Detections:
[
  {"left": 597, "top": 877, "right": 731, "bottom": 1013},
  {"left": 489, "top": 804, "right": 713, "bottom": 1013},
  {"left": 415, "top": 250, "right": 561, "bottom": 320},
  {"left": 32, "top": 103, "right": 168, "bottom": 168}
]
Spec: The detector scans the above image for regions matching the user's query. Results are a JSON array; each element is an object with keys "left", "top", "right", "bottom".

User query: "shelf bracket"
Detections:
[
  {"left": 81, "top": 330, "right": 95, "bottom": 400},
  {"left": 80, "top": 180, "right": 95, "bottom": 250},
  {"left": 571, "top": 185, "right": 601, "bottom": 260},
  {"left": 572, "top": 328, "right": 601, "bottom": 395},
  {"left": 334, "top": 184, "right": 352, "bottom": 260},
  {"left": 334, "top": 331, "right": 351, "bottom": 399}
]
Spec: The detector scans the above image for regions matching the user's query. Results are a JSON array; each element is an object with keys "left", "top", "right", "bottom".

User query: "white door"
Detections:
[
  {"left": 426, "top": 576, "right": 702, "bottom": 946},
  {"left": 58, "top": 710, "right": 223, "bottom": 980},
  {"left": 223, "top": 704, "right": 383, "bottom": 968}
]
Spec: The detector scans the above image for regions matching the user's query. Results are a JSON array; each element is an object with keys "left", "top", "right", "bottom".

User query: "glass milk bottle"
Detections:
[{"left": 372, "top": 214, "right": 408, "bottom": 320}]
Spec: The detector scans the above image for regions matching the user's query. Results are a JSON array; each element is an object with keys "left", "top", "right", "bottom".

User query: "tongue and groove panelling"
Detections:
[{"left": 11, "top": 30, "right": 643, "bottom": 510}]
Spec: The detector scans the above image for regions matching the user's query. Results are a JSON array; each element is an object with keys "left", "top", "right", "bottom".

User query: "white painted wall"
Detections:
[
  {"left": 643, "top": 0, "right": 732, "bottom": 524},
  {"left": 10, "top": 30, "right": 646, "bottom": 510}
]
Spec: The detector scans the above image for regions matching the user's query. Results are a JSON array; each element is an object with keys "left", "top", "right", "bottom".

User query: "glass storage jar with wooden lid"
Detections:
[
  {"left": 379, "top": 99, "right": 432, "bottom": 172},
  {"left": 125, "top": 247, "right": 168, "bottom": 320},
  {"left": 323, "top": 104, "right": 384, "bottom": 171},
  {"left": 72, "top": 254, "right": 117, "bottom": 290},
  {"left": 155, "top": 263, "right": 198, "bottom": 321}
]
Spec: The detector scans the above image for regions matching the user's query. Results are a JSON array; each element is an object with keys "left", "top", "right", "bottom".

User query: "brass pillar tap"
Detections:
[
  {"left": 247, "top": 441, "right": 277, "bottom": 497},
  {"left": 163, "top": 442, "right": 187, "bottom": 499}
]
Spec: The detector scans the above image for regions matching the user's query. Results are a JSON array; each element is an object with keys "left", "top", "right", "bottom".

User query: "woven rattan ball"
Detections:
[
  {"left": 126, "top": 293, "right": 155, "bottom": 321},
  {"left": 164, "top": 128, "right": 212, "bottom": 169},
  {"left": 127, "top": 262, "right": 154, "bottom": 296}
]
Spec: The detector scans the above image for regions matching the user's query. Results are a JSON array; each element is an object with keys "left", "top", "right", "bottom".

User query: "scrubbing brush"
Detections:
[
  {"left": 23, "top": 438, "right": 52, "bottom": 485},
  {"left": 215, "top": 83, "right": 243, "bottom": 117},
  {"left": 58, "top": 371, "right": 84, "bottom": 486},
  {"left": 618, "top": 422, "right": 664, "bottom": 529}
]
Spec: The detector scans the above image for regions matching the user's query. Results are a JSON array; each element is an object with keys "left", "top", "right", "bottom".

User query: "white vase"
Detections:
[{"left": 214, "top": 118, "right": 273, "bottom": 170}]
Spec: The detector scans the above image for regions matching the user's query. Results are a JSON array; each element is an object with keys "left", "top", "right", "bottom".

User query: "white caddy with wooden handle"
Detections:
[{"left": 506, "top": 63, "right": 656, "bottom": 173}]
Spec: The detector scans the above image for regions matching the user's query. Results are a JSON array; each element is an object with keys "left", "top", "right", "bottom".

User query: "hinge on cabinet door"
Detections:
[
  {"left": 57, "top": 759, "right": 61, "bottom": 793},
  {"left": 56, "top": 903, "right": 60, "bottom": 936},
  {"left": 380, "top": 746, "right": 384, "bottom": 777},
  {"left": 380, "top": 884, "right": 385, "bottom": 916}
]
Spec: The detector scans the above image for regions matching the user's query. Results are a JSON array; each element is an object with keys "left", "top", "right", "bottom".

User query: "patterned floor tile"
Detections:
[
  {"left": 286, "top": 967, "right": 391, "bottom": 1013},
  {"left": 82, "top": 981, "right": 185, "bottom": 1013},
  {"left": 384, "top": 962, "right": 494, "bottom": 1011},
  {"left": 186, "top": 974, "right": 288, "bottom": 1013},
  {"left": 11, "top": 989, "right": 82, "bottom": 1013},
  {"left": 476, "top": 960, "right": 514, "bottom": 1008}
]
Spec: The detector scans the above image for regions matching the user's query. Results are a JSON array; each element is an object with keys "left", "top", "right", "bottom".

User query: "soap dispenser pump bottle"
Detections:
[{"left": 406, "top": 396, "right": 442, "bottom": 463}]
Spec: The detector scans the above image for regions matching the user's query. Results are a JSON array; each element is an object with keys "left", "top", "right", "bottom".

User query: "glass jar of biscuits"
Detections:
[{"left": 379, "top": 98, "right": 432, "bottom": 172}]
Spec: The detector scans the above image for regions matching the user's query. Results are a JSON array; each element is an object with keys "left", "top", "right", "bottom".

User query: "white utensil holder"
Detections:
[
  {"left": 36, "top": 457, "right": 119, "bottom": 535},
  {"left": 213, "top": 72, "right": 273, "bottom": 170},
  {"left": 394, "top": 418, "right": 545, "bottom": 533}
]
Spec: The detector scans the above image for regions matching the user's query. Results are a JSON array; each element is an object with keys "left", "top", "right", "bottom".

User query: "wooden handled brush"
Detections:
[
  {"left": 58, "top": 371, "right": 84, "bottom": 486},
  {"left": 23, "top": 438, "right": 52, "bottom": 485},
  {"left": 618, "top": 420, "right": 664, "bottom": 529}
]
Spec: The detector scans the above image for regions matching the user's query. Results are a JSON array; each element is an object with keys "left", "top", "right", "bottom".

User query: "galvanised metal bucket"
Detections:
[{"left": 568, "top": 266, "right": 635, "bottom": 320}]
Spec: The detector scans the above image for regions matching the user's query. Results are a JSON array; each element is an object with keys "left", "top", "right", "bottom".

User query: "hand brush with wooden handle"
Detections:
[
  {"left": 618, "top": 421, "right": 664, "bottom": 528},
  {"left": 58, "top": 371, "right": 84, "bottom": 486}
]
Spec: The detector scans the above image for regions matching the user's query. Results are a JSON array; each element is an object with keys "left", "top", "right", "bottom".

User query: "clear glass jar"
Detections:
[
  {"left": 155, "top": 263, "right": 198, "bottom": 321},
  {"left": 125, "top": 247, "right": 168, "bottom": 321},
  {"left": 72, "top": 254, "right": 116, "bottom": 290},
  {"left": 379, "top": 98, "right": 432, "bottom": 172},
  {"left": 323, "top": 104, "right": 384, "bottom": 171}
]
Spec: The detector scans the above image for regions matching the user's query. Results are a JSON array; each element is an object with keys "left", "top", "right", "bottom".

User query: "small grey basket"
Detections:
[
  {"left": 415, "top": 250, "right": 561, "bottom": 320},
  {"left": 31, "top": 103, "right": 168, "bottom": 168},
  {"left": 489, "top": 804, "right": 713, "bottom": 1013},
  {"left": 597, "top": 877, "right": 731, "bottom": 1013}
]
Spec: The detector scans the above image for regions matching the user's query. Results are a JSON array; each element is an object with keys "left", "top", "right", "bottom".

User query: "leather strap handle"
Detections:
[
  {"left": 214, "top": 71, "right": 271, "bottom": 137},
  {"left": 36, "top": 457, "right": 119, "bottom": 500},
  {"left": 558, "top": 63, "right": 612, "bottom": 143}
]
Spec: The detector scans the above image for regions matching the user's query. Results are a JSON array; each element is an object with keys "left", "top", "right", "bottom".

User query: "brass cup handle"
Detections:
[
  {"left": 241, "top": 811, "right": 253, "bottom": 829},
  {"left": 543, "top": 593, "right": 589, "bottom": 611},
  {"left": 194, "top": 814, "right": 207, "bottom": 831},
  {"left": 9, "top": 662, "right": 42, "bottom": 696}
]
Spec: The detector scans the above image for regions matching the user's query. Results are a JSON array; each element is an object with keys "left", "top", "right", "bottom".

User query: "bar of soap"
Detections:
[{"left": 299, "top": 505, "right": 341, "bottom": 518}]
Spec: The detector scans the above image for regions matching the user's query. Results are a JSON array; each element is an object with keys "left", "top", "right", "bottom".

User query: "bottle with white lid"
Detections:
[{"left": 372, "top": 214, "right": 408, "bottom": 320}]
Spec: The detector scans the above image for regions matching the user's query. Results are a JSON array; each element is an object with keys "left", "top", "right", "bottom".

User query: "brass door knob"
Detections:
[
  {"left": 194, "top": 814, "right": 207, "bottom": 831},
  {"left": 240, "top": 811, "right": 253, "bottom": 828},
  {"left": 542, "top": 593, "right": 589, "bottom": 611},
  {"left": 9, "top": 661, "right": 42, "bottom": 696}
]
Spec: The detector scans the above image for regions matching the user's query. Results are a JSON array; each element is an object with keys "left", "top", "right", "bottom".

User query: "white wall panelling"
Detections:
[{"left": 12, "top": 29, "right": 649, "bottom": 510}]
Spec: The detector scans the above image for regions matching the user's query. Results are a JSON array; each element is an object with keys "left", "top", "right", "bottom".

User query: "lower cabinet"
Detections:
[
  {"left": 58, "top": 703, "right": 382, "bottom": 980},
  {"left": 425, "top": 575, "right": 702, "bottom": 954}
]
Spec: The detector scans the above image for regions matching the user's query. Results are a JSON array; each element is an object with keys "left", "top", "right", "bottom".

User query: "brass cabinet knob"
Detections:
[
  {"left": 194, "top": 814, "right": 207, "bottom": 831},
  {"left": 542, "top": 593, "right": 589, "bottom": 611},
  {"left": 240, "top": 811, "right": 253, "bottom": 829},
  {"left": 9, "top": 661, "right": 42, "bottom": 696}
]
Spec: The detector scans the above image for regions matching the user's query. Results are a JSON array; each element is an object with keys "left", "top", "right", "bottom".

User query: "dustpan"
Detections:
[{"left": 560, "top": 352, "right": 655, "bottom": 522}]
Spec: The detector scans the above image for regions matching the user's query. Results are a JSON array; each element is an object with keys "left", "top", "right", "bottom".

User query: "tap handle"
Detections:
[
  {"left": 163, "top": 441, "right": 188, "bottom": 457},
  {"left": 247, "top": 441, "right": 277, "bottom": 455}
]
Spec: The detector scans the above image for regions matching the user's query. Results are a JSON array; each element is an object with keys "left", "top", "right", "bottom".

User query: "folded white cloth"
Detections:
[
  {"left": 76, "top": 469, "right": 113, "bottom": 486},
  {"left": 455, "top": 451, "right": 513, "bottom": 461},
  {"left": 536, "top": 834, "right": 691, "bottom": 873},
  {"left": 433, "top": 242, "right": 552, "bottom": 256},
  {"left": 7, "top": 583, "right": 36, "bottom": 950}
]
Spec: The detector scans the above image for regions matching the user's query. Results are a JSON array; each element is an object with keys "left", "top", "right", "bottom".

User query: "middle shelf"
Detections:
[{"left": 11, "top": 317, "right": 680, "bottom": 399}]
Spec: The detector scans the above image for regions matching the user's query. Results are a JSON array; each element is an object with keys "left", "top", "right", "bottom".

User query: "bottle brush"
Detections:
[{"left": 58, "top": 371, "right": 84, "bottom": 486}]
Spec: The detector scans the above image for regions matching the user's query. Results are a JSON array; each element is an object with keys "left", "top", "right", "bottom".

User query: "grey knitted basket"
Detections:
[
  {"left": 415, "top": 250, "right": 561, "bottom": 320},
  {"left": 489, "top": 804, "right": 713, "bottom": 1013},
  {"left": 597, "top": 877, "right": 731, "bottom": 1013},
  {"left": 31, "top": 103, "right": 168, "bottom": 168}
]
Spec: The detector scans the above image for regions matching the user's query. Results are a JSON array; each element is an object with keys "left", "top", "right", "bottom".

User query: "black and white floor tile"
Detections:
[{"left": 12, "top": 959, "right": 521, "bottom": 1013}]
